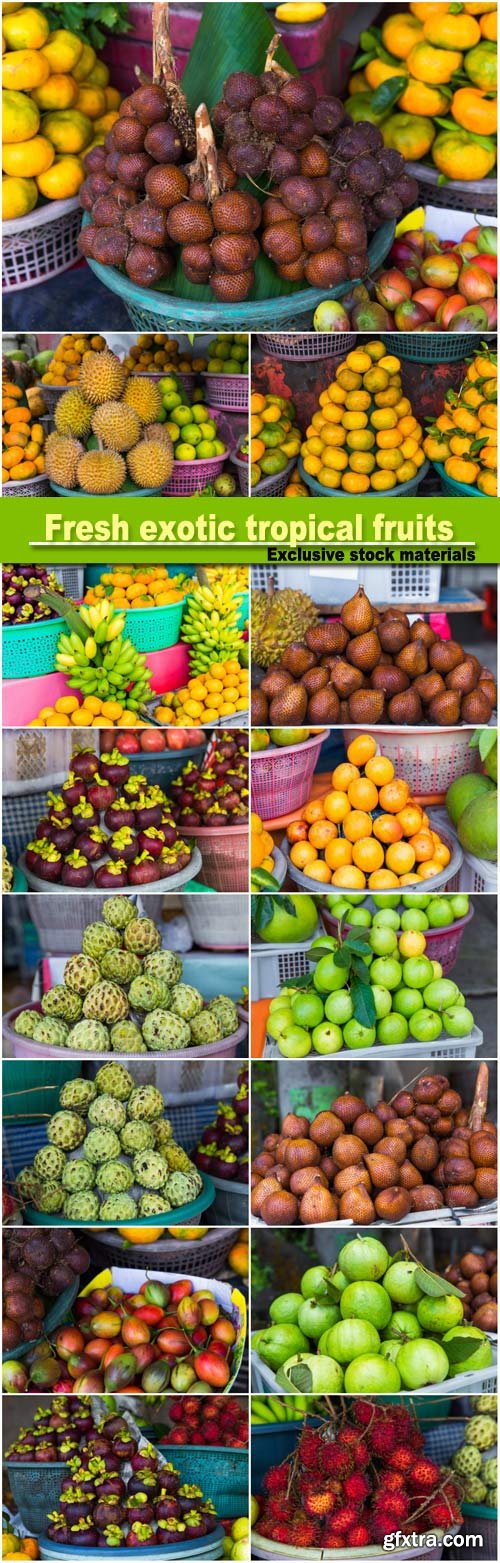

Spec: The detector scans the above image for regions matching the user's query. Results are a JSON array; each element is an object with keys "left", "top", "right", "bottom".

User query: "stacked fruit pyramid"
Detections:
[
  {"left": 301, "top": 342, "right": 426, "bottom": 494},
  {"left": 13, "top": 895, "right": 241, "bottom": 1059},
  {"left": 15, "top": 1056, "right": 204, "bottom": 1221},
  {"left": 123, "top": 334, "right": 208, "bottom": 375},
  {"left": 2, "top": 377, "right": 45, "bottom": 484},
  {"left": 424, "top": 346, "right": 497, "bottom": 496},
  {"left": 285, "top": 732, "right": 452, "bottom": 890},
  {"left": 253, "top": 1396, "right": 462, "bottom": 1550},
  {"left": 39, "top": 334, "right": 108, "bottom": 387},
  {"left": 250, "top": 392, "right": 302, "bottom": 490},
  {"left": 82, "top": 565, "right": 191, "bottom": 613},
  {"left": 44, "top": 346, "right": 174, "bottom": 495}
]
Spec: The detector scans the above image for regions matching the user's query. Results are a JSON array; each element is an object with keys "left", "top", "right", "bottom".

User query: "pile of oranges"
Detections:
[
  {"left": 286, "top": 733, "right": 452, "bottom": 890},
  {"left": 300, "top": 343, "right": 426, "bottom": 494},
  {"left": 424, "top": 348, "right": 497, "bottom": 495},
  {"left": 29, "top": 695, "right": 149, "bottom": 729},
  {"left": 154, "top": 660, "right": 248, "bottom": 726},
  {"left": 41, "top": 335, "right": 107, "bottom": 385},
  {"left": 2, "top": 381, "right": 45, "bottom": 483},
  {"left": 83, "top": 567, "right": 191, "bottom": 611}
]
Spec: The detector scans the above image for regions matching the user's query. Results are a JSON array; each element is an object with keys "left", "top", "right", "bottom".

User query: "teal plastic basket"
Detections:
[
  {"left": 299, "top": 457, "right": 429, "bottom": 498},
  {"left": 121, "top": 596, "right": 186, "bottom": 652},
  {"left": 2, "top": 1275, "right": 79, "bottom": 1362},
  {"left": 39, "top": 1527, "right": 226, "bottom": 1560},
  {"left": 381, "top": 332, "right": 481, "bottom": 364},
  {"left": 84, "top": 220, "right": 395, "bottom": 332},
  {"left": 7, "top": 1463, "right": 68, "bottom": 1534},
  {"left": 24, "top": 1174, "right": 215, "bottom": 1228},
  {"left": 3, "top": 615, "right": 64, "bottom": 680},
  {"left": 157, "top": 1445, "right": 248, "bottom": 1517},
  {"left": 432, "top": 461, "right": 488, "bottom": 498}
]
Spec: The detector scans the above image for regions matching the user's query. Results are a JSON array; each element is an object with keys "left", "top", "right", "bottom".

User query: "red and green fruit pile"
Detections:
[
  {"left": 252, "top": 1396, "right": 462, "bottom": 1549},
  {"left": 265, "top": 918, "right": 475, "bottom": 1058},
  {"left": 194, "top": 1068, "right": 248, "bottom": 1183},
  {"left": 160, "top": 1394, "right": 248, "bottom": 1448},
  {"left": 251, "top": 1067, "right": 497, "bottom": 1225},
  {"left": 375, "top": 223, "right": 497, "bottom": 333},
  {"left": 3, "top": 1231, "right": 90, "bottom": 1359},
  {"left": 253, "top": 1235, "right": 494, "bottom": 1394},
  {"left": 169, "top": 730, "right": 248, "bottom": 829},
  {"left": 105, "top": 728, "right": 205, "bottom": 756}
]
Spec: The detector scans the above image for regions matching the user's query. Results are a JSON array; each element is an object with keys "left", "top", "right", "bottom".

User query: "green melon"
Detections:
[
  {"left": 484, "top": 739, "right": 497, "bottom": 783},
  {"left": 445, "top": 772, "right": 494, "bottom": 828},
  {"left": 457, "top": 790, "right": 497, "bottom": 862}
]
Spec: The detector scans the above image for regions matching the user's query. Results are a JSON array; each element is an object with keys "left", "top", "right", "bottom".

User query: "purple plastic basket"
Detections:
[
  {"left": 201, "top": 372, "right": 248, "bottom": 412},
  {"left": 321, "top": 903, "right": 474, "bottom": 978},
  {"left": 232, "top": 454, "right": 250, "bottom": 495},
  {"left": 4, "top": 1001, "right": 248, "bottom": 1061},
  {"left": 256, "top": 332, "right": 356, "bottom": 361},
  {"left": 163, "top": 405, "right": 229, "bottom": 494},
  {"left": 251, "top": 732, "right": 326, "bottom": 819},
  {"left": 253, "top": 457, "right": 295, "bottom": 497}
]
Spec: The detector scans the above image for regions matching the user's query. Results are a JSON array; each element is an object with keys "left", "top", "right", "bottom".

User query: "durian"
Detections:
[
  {"left": 123, "top": 376, "right": 163, "bottom": 424},
  {"left": 55, "top": 388, "right": 93, "bottom": 439},
  {"left": 127, "top": 437, "right": 174, "bottom": 489},
  {"left": 91, "top": 401, "right": 141, "bottom": 452},
  {"left": 251, "top": 586, "right": 319, "bottom": 668},
  {"left": 45, "top": 433, "right": 84, "bottom": 488},
  {"left": 77, "top": 450, "right": 126, "bottom": 495},
  {"left": 79, "top": 349, "right": 127, "bottom": 407}
]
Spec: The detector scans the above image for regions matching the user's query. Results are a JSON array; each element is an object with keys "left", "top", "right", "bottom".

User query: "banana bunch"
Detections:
[
  {"left": 55, "top": 601, "right": 152, "bottom": 710},
  {"left": 181, "top": 578, "right": 244, "bottom": 674},
  {"left": 251, "top": 1395, "right": 311, "bottom": 1424},
  {"left": 204, "top": 565, "right": 248, "bottom": 591}
]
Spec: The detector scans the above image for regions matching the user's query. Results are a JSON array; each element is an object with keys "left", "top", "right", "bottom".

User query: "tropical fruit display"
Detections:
[
  {"left": 446, "top": 730, "right": 498, "bottom": 862},
  {"left": 252, "top": 1234, "right": 495, "bottom": 1391},
  {"left": 450, "top": 1403, "right": 498, "bottom": 1508},
  {"left": 252, "top": 1394, "right": 465, "bottom": 1549},
  {"left": 206, "top": 334, "right": 249, "bottom": 375},
  {"left": 194, "top": 1068, "right": 249, "bottom": 1183},
  {"left": 300, "top": 342, "right": 426, "bottom": 493},
  {"left": 152, "top": 380, "right": 227, "bottom": 465},
  {"left": 374, "top": 220, "right": 497, "bottom": 333},
  {"left": 83, "top": 565, "right": 192, "bottom": 614},
  {"left": 122, "top": 334, "right": 208, "bottom": 375},
  {"left": 251, "top": 1064, "right": 497, "bottom": 1225},
  {"left": 445, "top": 1244, "right": 497, "bottom": 1333},
  {"left": 38, "top": 334, "right": 108, "bottom": 386},
  {"left": 2, "top": 378, "right": 45, "bottom": 484},
  {"left": 251, "top": 582, "right": 497, "bottom": 726},
  {"left": 3, "top": 1228, "right": 90, "bottom": 1354},
  {"left": 250, "top": 392, "right": 302, "bottom": 490},
  {"left": 160, "top": 1394, "right": 249, "bottom": 1448},
  {"left": 424, "top": 345, "right": 497, "bottom": 495},
  {"left": 2, "top": 7, "right": 123, "bottom": 219},
  {"left": 179, "top": 571, "right": 248, "bottom": 677},
  {"left": 2, "top": 563, "right": 65, "bottom": 625},
  {"left": 42, "top": 345, "right": 175, "bottom": 495},
  {"left": 347, "top": 1, "right": 497, "bottom": 184},
  {"left": 168, "top": 730, "right": 249, "bottom": 830},
  {"left": 107, "top": 729, "right": 206, "bottom": 757},
  {"left": 157, "top": 658, "right": 249, "bottom": 726},
  {"left": 12, "top": 898, "right": 244, "bottom": 1058}
]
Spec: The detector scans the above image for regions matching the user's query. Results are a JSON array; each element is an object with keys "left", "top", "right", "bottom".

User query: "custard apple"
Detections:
[
  {"left": 121, "top": 1121, "right": 155, "bottom": 1154},
  {"left": 83, "top": 923, "right": 122, "bottom": 960},
  {"left": 142, "top": 1009, "right": 190, "bottom": 1051},
  {"left": 13, "top": 1010, "right": 39, "bottom": 1038},
  {"left": 66, "top": 1020, "right": 110, "bottom": 1053},
  {"left": 64, "top": 955, "right": 101, "bottom": 996},
  {"left": 169, "top": 983, "right": 203, "bottom": 1022},
  {"left": 84, "top": 1127, "right": 121, "bottom": 1164},
  {"left": 162, "top": 1143, "right": 192, "bottom": 1172},
  {"left": 32, "top": 1182, "right": 65, "bottom": 1213},
  {"left": 128, "top": 974, "right": 171, "bottom": 1013},
  {"left": 32, "top": 1016, "right": 69, "bottom": 1048},
  {"left": 88, "top": 1093, "right": 127, "bottom": 1132},
  {"left": 83, "top": 980, "right": 129, "bottom": 1024},
  {"left": 33, "top": 1145, "right": 66, "bottom": 1180},
  {"left": 127, "top": 1085, "right": 164, "bottom": 1121},
  {"left": 41, "top": 986, "right": 83, "bottom": 1023},
  {"left": 453, "top": 1445, "right": 483, "bottom": 1478},
  {"left": 152, "top": 1120, "right": 173, "bottom": 1149},
  {"left": 64, "top": 1190, "right": 100, "bottom": 1221},
  {"left": 99, "top": 1193, "right": 138, "bottom": 1220},
  {"left": 189, "top": 1011, "right": 219, "bottom": 1046},
  {"left": 463, "top": 1478, "right": 487, "bottom": 1503},
  {"left": 47, "top": 1111, "right": 86, "bottom": 1150},
  {"left": 110, "top": 1021, "right": 147, "bottom": 1053},
  {"left": 62, "top": 1159, "right": 96, "bottom": 1192},
  {"left": 100, "top": 949, "right": 142, "bottom": 987},
  {"left": 473, "top": 1397, "right": 497, "bottom": 1414},
  {"left": 208, "top": 996, "right": 238, "bottom": 1035},
  {"left": 60, "top": 1078, "right": 97, "bottom": 1114},
  {"left": 96, "top": 1159, "right": 134, "bottom": 1194},
  {"left": 483, "top": 1458, "right": 497, "bottom": 1486},
  {"left": 465, "top": 1416, "right": 497, "bottom": 1450},
  {"left": 103, "top": 896, "right": 138, "bottom": 930},
  {"left": 166, "top": 1169, "right": 202, "bottom": 1205},
  {"left": 124, "top": 917, "right": 161, "bottom": 956},
  {"left": 144, "top": 950, "right": 183, "bottom": 985},
  {"left": 16, "top": 1166, "right": 39, "bottom": 1201},
  {"left": 138, "top": 1193, "right": 169, "bottom": 1216},
  {"left": 95, "top": 1062, "right": 134, "bottom": 1099},
  {"left": 132, "top": 1150, "right": 170, "bottom": 1190}
]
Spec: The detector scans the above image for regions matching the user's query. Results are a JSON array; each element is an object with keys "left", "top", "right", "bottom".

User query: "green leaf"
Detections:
[
  {"left": 344, "top": 932, "right": 371, "bottom": 954},
  {"left": 307, "top": 940, "right": 339, "bottom": 963},
  {"left": 414, "top": 1266, "right": 464, "bottom": 1300},
  {"left": 333, "top": 948, "right": 351, "bottom": 969},
  {"left": 444, "top": 1338, "right": 488, "bottom": 1367},
  {"left": 360, "top": 28, "right": 382, "bottom": 49},
  {"left": 351, "top": 958, "right": 370, "bottom": 984},
  {"left": 370, "top": 75, "right": 407, "bottom": 115},
  {"left": 351, "top": 975, "right": 376, "bottom": 1029},
  {"left": 285, "top": 1362, "right": 313, "bottom": 1393},
  {"left": 40, "top": 589, "right": 87, "bottom": 641}
]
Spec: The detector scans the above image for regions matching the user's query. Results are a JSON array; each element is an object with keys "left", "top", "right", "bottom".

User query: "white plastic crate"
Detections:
[
  {"left": 459, "top": 852, "right": 498, "bottom": 894},
  {"left": 251, "top": 563, "right": 441, "bottom": 604},
  {"left": 251, "top": 932, "right": 319, "bottom": 1000},
  {"left": 251, "top": 1336, "right": 497, "bottom": 1396},
  {"left": 263, "top": 1025, "right": 483, "bottom": 1062}
]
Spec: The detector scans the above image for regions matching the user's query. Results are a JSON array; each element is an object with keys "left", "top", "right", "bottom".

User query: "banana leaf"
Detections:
[{"left": 40, "top": 588, "right": 87, "bottom": 640}]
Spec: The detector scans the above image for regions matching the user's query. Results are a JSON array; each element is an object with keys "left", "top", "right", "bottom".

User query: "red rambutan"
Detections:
[
  {"left": 388, "top": 1446, "right": 415, "bottom": 1474},
  {"left": 347, "top": 1524, "right": 372, "bottom": 1546},
  {"left": 303, "top": 1488, "right": 335, "bottom": 1518},
  {"left": 344, "top": 1474, "right": 371, "bottom": 1504},
  {"left": 352, "top": 1399, "right": 378, "bottom": 1428},
  {"left": 408, "top": 1459, "right": 441, "bottom": 1494},
  {"left": 338, "top": 1426, "right": 362, "bottom": 1448},
  {"left": 325, "top": 1504, "right": 361, "bottom": 1535},
  {"left": 289, "top": 1517, "right": 319, "bottom": 1548},
  {"left": 269, "top": 1523, "right": 292, "bottom": 1545},
  {"left": 320, "top": 1443, "right": 354, "bottom": 1478},
  {"left": 373, "top": 1495, "right": 410, "bottom": 1529},
  {"left": 369, "top": 1422, "right": 400, "bottom": 1457},
  {"left": 298, "top": 1430, "right": 323, "bottom": 1468},
  {"left": 264, "top": 1464, "right": 289, "bottom": 1494},
  {"left": 385, "top": 1471, "right": 407, "bottom": 1493},
  {"left": 427, "top": 1500, "right": 459, "bottom": 1529}
]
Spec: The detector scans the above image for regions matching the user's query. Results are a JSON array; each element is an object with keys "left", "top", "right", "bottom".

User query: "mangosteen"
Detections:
[
  {"left": 128, "top": 853, "right": 160, "bottom": 885},
  {"left": 99, "top": 751, "right": 131, "bottom": 787},
  {"left": 36, "top": 844, "right": 63, "bottom": 882},
  {"left": 49, "top": 817, "right": 76, "bottom": 854},
  {"left": 61, "top": 851, "right": 94, "bottom": 888},
  {"left": 62, "top": 775, "right": 87, "bottom": 809},
  {"left": 127, "top": 1473, "right": 158, "bottom": 1498},
  {"left": 95, "top": 860, "right": 130, "bottom": 889},
  {"left": 178, "top": 1486, "right": 203, "bottom": 1515},
  {"left": 156, "top": 1520, "right": 187, "bottom": 1545},
  {"left": 123, "top": 775, "right": 147, "bottom": 799},
  {"left": 78, "top": 826, "right": 109, "bottom": 861},
  {"left": 104, "top": 800, "right": 136, "bottom": 832},
  {"left": 137, "top": 827, "right": 164, "bottom": 858},
  {"left": 155, "top": 1497, "right": 181, "bottom": 1521},
  {"left": 25, "top": 841, "right": 44, "bottom": 873},
  {"left": 156, "top": 1466, "right": 179, "bottom": 1496},
  {"left": 47, "top": 1518, "right": 71, "bottom": 1544},
  {"left": 179, "top": 808, "right": 200, "bottom": 828},
  {"left": 111, "top": 1434, "right": 137, "bottom": 1460},
  {"left": 72, "top": 749, "right": 100, "bottom": 781},
  {"left": 99, "top": 1416, "right": 129, "bottom": 1438},
  {"left": 68, "top": 1523, "right": 99, "bottom": 1546},
  {"left": 125, "top": 1499, "right": 155, "bottom": 1524},
  {"left": 94, "top": 1475, "right": 126, "bottom": 1501},
  {"left": 34, "top": 817, "right": 53, "bottom": 840},
  {"left": 200, "top": 1505, "right": 217, "bottom": 1533},
  {"left": 108, "top": 827, "right": 138, "bottom": 863},
  {"left": 87, "top": 776, "right": 117, "bottom": 811},
  {"left": 60, "top": 1496, "right": 95, "bottom": 1524},
  {"left": 94, "top": 1498, "right": 125, "bottom": 1530},
  {"left": 130, "top": 1451, "right": 158, "bottom": 1474},
  {"left": 46, "top": 791, "right": 67, "bottom": 817},
  {"left": 212, "top": 1148, "right": 239, "bottom": 1180},
  {"left": 205, "top": 804, "right": 229, "bottom": 826},
  {"left": 183, "top": 1510, "right": 208, "bottom": 1539},
  {"left": 135, "top": 801, "right": 163, "bottom": 830},
  {"left": 124, "top": 1524, "right": 156, "bottom": 1548}
]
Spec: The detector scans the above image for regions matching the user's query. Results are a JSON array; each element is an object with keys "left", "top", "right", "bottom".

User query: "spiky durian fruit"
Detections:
[
  {"left": 55, "top": 388, "right": 93, "bottom": 439},
  {"left": 251, "top": 586, "right": 319, "bottom": 668},
  {"left": 123, "top": 376, "right": 164, "bottom": 425},
  {"left": 126, "top": 436, "right": 174, "bottom": 490},
  {"left": 79, "top": 349, "right": 127, "bottom": 407},
  {"left": 92, "top": 401, "right": 141, "bottom": 452},
  {"left": 77, "top": 449, "right": 127, "bottom": 495},
  {"left": 45, "top": 432, "right": 84, "bottom": 489}
]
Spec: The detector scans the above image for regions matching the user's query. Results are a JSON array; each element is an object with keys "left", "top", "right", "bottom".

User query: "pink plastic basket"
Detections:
[
  {"left": 251, "top": 732, "right": 326, "bottom": 819},
  {"left": 4, "top": 1001, "right": 248, "bottom": 1060},
  {"left": 232, "top": 454, "right": 250, "bottom": 495},
  {"left": 322, "top": 903, "right": 474, "bottom": 978},
  {"left": 165, "top": 452, "right": 227, "bottom": 495},
  {"left": 256, "top": 333, "right": 356, "bottom": 361},
  {"left": 253, "top": 457, "right": 295, "bottom": 497},
  {"left": 179, "top": 822, "right": 248, "bottom": 892},
  {"left": 201, "top": 373, "right": 248, "bottom": 412},
  {"left": 135, "top": 370, "right": 199, "bottom": 398}
]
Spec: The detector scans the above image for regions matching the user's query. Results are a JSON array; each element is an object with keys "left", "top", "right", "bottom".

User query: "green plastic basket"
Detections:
[
  {"left": 155, "top": 1444, "right": 247, "bottom": 1517},
  {"left": 299, "top": 458, "right": 429, "bottom": 498},
  {"left": 84, "top": 220, "right": 395, "bottom": 332},
  {"left": 3, "top": 615, "right": 64, "bottom": 680},
  {"left": 432, "top": 461, "right": 488, "bottom": 498},
  {"left": 24, "top": 1173, "right": 215, "bottom": 1228},
  {"left": 121, "top": 597, "right": 186, "bottom": 652},
  {"left": 2, "top": 1275, "right": 79, "bottom": 1361},
  {"left": 7, "top": 1463, "right": 68, "bottom": 1534},
  {"left": 381, "top": 332, "right": 481, "bottom": 364}
]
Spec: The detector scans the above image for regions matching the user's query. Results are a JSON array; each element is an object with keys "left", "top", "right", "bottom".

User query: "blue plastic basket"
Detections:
[
  {"left": 155, "top": 1445, "right": 247, "bottom": 1518},
  {"left": 3, "top": 615, "right": 64, "bottom": 680},
  {"left": 299, "top": 457, "right": 430, "bottom": 498},
  {"left": 120, "top": 596, "right": 186, "bottom": 652},
  {"left": 381, "top": 332, "right": 481, "bottom": 364},
  {"left": 431, "top": 461, "right": 489, "bottom": 498},
  {"left": 7, "top": 1464, "right": 68, "bottom": 1534},
  {"left": 126, "top": 742, "right": 206, "bottom": 784},
  {"left": 39, "top": 1527, "right": 226, "bottom": 1560},
  {"left": 84, "top": 221, "right": 395, "bottom": 333}
]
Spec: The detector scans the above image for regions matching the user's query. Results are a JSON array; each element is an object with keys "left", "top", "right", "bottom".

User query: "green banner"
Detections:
[{"left": 1, "top": 494, "right": 499, "bottom": 562}]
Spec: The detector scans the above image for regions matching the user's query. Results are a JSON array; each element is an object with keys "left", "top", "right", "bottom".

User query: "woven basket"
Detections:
[
  {"left": 251, "top": 733, "right": 326, "bottom": 820},
  {"left": 134, "top": 370, "right": 199, "bottom": 399},
  {"left": 165, "top": 452, "right": 227, "bottom": 494},
  {"left": 406, "top": 158, "right": 497, "bottom": 216},
  {"left": 4, "top": 1001, "right": 247, "bottom": 1062},
  {"left": 253, "top": 456, "right": 296, "bottom": 497},
  {"left": 184, "top": 895, "right": 248, "bottom": 949},
  {"left": 299, "top": 458, "right": 430, "bottom": 499},
  {"left": 3, "top": 614, "right": 64, "bottom": 680},
  {"left": 382, "top": 332, "right": 481, "bottom": 364},
  {"left": 179, "top": 822, "right": 248, "bottom": 893},
  {"left": 3, "top": 472, "right": 50, "bottom": 498},
  {"left": 120, "top": 596, "right": 186, "bottom": 652},
  {"left": 431, "top": 461, "right": 487, "bottom": 499},
  {"left": 27, "top": 892, "right": 141, "bottom": 954},
  {"left": 340, "top": 725, "right": 481, "bottom": 799},
  {"left": 2, "top": 196, "right": 81, "bottom": 292},
  {"left": 154, "top": 1444, "right": 248, "bottom": 1517},
  {"left": 18, "top": 844, "right": 203, "bottom": 895},
  {"left": 209, "top": 1175, "right": 248, "bottom": 1225},
  {"left": 231, "top": 453, "right": 250, "bottom": 495},
  {"left": 256, "top": 332, "right": 356, "bottom": 360},
  {"left": 281, "top": 816, "right": 463, "bottom": 894},
  {"left": 127, "top": 744, "right": 206, "bottom": 784},
  {"left": 201, "top": 372, "right": 248, "bottom": 411},
  {"left": 85, "top": 1224, "right": 236, "bottom": 1273},
  {"left": 459, "top": 851, "right": 498, "bottom": 894}
]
